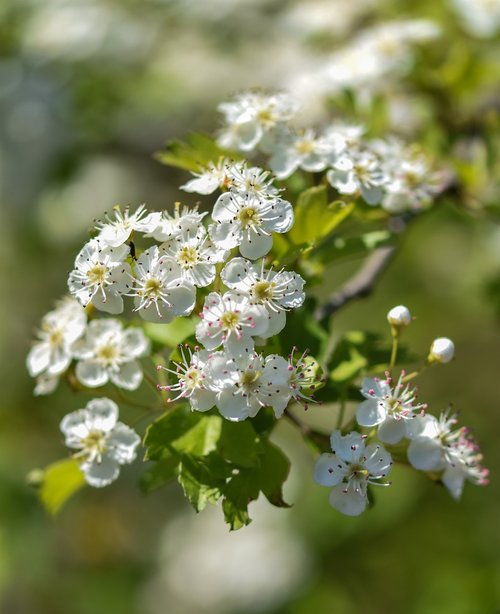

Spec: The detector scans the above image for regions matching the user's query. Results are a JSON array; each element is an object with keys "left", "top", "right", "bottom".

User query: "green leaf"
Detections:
[
  {"left": 222, "top": 497, "right": 252, "bottom": 531},
  {"left": 289, "top": 185, "right": 354, "bottom": 245},
  {"left": 256, "top": 440, "right": 291, "bottom": 507},
  {"left": 155, "top": 132, "right": 240, "bottom": 172},
  {"left": 178, "top": 454, "right": 227, "bottom": 512},
  {"left": 143, "top": 317, "right": 197, "bottom": 348},
  {"left": 139, "top": 456, "right": 180, "bottom": 493},
  {"left": 218, "top": 421, "right": 262, "bottom": 468},
  {"left": 39, "top": 458, "right": 86, "bottom": 515},
  {"left": 281, "top": 297, "right": 329, "bottom": 358},
  {"left": 144, "top": 407, "right": 222, "bottom": 460}
]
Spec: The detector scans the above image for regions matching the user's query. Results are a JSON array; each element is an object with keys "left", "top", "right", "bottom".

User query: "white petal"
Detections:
[
  {"left": 405, "top": 414, "right": 439, "bottom": 440},
  {"left": 60, "top": 409, "right": 91, "bottom": 444},
  {"left": 356, "top": 398, "right": 386, "bottom": 427},
  {"left": 92, "top": 291, "right": 124, "bottom": 315},
  {"left": 75, "top": 361, "right": 109, "bottom": 388},
  {"left": 407, "top": 437, "right": 444, "bottom": 471},
  {"left": 109, "top": 361, "right": 143, "bottom": 391},
  {"left": 259, "top": 309, "right": 286, "bottom": 338},
  {"left": 212, "top": 193, "right": 237, "bottom": 222},
  {"left": 442, "top": 465, "right": 465, "bottom": 501},
  {"left": 216, "top": 389, "right": 250, "bottom": 421},
  {"left": 377, "top": 417, "right": 407, "bottom": 444},
  {"left": 107, "top": 423, "right": 140, "bottom": 464},
  {"left": 220, "top": 257, "right": 254, "bottom": 291},
  {"left": 330, "top": 430, "right": 365, "bottom": 463},
  {"left": 329, "top": 483, "right": 367, "bottom": 516},
  {"left": 181, "top": 175, "right": 220, "bottom": 195},
  {"left": 225, "top": 334, "right": 255, "bottom": 358},
  {"left": 363, "top": 443, "right": 392, "bottom": 477},
  {"left": 240, "top": 230, "right": 273, "bottom": 260},
  {"left": 26, "top": 343, "right": 51, "bottom": 377},
  {"left": 209, "top": 222, "right": 241, "bottom": 250},
  {"left": 122, "top": 328, "right": 150, "bottom": 358},
  {"left": 314, "top": 453, "right": 345, "bottom": 486},
  {"left": 264, "top": 198, "right": 294, "bottom": 233},
  {"left": 81, "top": 455, "right": 120, "bottom": 487},
  {"left": 86, "top": 398, "right": 119, "bottom": 432},
  {"left": 190, "top": 388, "right": 217, "bottom": 412},
  {"left": 361, "top": 184, "right": 383, "bottom": 205}
]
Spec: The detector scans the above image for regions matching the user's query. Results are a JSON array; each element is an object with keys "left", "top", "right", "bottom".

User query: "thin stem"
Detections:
[
  {"left": 336, "top": 395, "right": 347, "bottom": 430},
  {"left": 389, "top": 333, "right": 399, "bottom": 370}
]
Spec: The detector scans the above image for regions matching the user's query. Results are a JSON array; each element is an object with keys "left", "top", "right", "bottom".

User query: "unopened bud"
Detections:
[
  {"left": 387, "top": 305, "right": 411, "bottom": 328},
  {"left": 428, "top": 337, "right": 455, "bottom": 364}
]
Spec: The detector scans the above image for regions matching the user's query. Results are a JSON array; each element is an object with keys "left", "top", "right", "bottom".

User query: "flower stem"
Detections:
[{"left": 389, "top": 332, "right": 399, "bottom": 370}]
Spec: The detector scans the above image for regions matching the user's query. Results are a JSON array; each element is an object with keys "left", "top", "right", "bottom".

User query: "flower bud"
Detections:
[
  {"left": 428, "top": 337, "right": 455, "bottom": 364},
  {"left": 387, "top": 305, "right": 411, "bottom": 328}
]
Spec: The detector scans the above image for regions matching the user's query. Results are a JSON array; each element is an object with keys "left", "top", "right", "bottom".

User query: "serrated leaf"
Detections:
[
  {"left": 144, "top": 407, "right": 222, "bottom": 460},
  {"left": 178, "top": 454, "right": 226, "bottom": 512},
  {"left": 155, "top": 132, "right": 240, "bottom": 172},
  {"left": 218, "top": 421, "right": 262, "bottom": 468},
  {"left": 222, "top": 497, "right": 251, "bottom": 531},
  {"left": 139, "top": 456, "right": 180, "bottom": 493},
  {"left": 256, "top": 440, "right": 291, "bottom": 507},
  {"left": 143, "top": 317, "right": 197, "bottom": 348},
  {"left": 39, "top": 458, "right": 86, "bottom": 515},
  {"left": 289, "top": 185, "right": 354, "bottom": 245}
]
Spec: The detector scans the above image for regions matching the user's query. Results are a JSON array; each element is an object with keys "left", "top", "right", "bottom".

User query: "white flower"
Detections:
[
  {"left": 180, "top": 159, "right": 243, "bottom": 195},
  {"left": 451, "top": 0, "right": 500, "bottom": 38},
  {"left": 68, "top": 238, "right": 131, "bottom": 314},
  {"left": 146, "top": 205, "right": 208, "bottom": 242},
  {"left": 268, "top": 129, "right": 334, "bottom": 179},
  {"left": 326, "top": 150, "right": 387, "bottom": 205},
  {"left": 27, "top": 296, "right": 87, "bottom": 379},
  {"left": 387, "top": 305, "right": 411, "bottom": 328},
  {"left": 157, "top": 346, "right": 217, "bottom": 412},
  {"left": 356, "top": 373, "right": 427, "bottom": 444},
  {"left": 128, "top": 246, "right": 196, "bottom": 323},
  {"left": 72, "top": 319, "right": 150, "bottom": 390},
  {"left": 210, "top": 352, "right": 292, "bottom": 421},
  {"left": 407, "top": 411, "right": 489, "bottom": 499},
  {"left": 95, "top": 204, "right": 161, "bottom": 247},
  {"left": 428, "top": 337, "right": 455, "bottom": 364},
  {"left": 227, "top": 164, "right": 281, "bottom": 199},
  {"left": 221, "top": 257, "right": 305, "bottom": 337},
  {"left": 196, "top": 292, "right": 269, "bottom": 357},
  {"left": 160, "top": 227, "right": 228, "bottom": 288},
  {"left": 60, "top": 397, "right": 140, "bottom": 487},
  {"left": 217, "top": 92, "right": 299, "bottom": 152},
  {"left": 209, "top": 191, "right": 294, "bottom": 259},
  {"left": 314, "top": 430, "right": 392, "bottom": 516}
]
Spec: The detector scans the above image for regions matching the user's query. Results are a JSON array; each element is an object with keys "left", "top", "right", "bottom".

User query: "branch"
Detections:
[{"left": 314, "top": 245, "right": 396, "bottom": 321}]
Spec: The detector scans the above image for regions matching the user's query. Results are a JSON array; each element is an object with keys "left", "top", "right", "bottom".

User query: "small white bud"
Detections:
[
  {"left": 387, "top": 305, "right": 411, "bottom": 328},
  {"left": 429, "top": 337, "right": 455, "bottom": 364}
]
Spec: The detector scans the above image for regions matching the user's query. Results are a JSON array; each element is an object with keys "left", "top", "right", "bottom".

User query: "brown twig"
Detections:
[{"left": 314, "top": 245, "right": 396, "bottom": 321}]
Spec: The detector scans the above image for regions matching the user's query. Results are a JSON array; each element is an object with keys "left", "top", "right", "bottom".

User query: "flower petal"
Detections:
[
  {"left": 313, "top": 453, "right": 346, "bottom": 487},
  {"left": 75, "top": 361, "right": 109, "bottom": 388},
  {"left": 81, "top": 455, "right": 120, "bottom": 487},
  {"left": 329, "top": 483, "right": 367, "bottom": 516}
]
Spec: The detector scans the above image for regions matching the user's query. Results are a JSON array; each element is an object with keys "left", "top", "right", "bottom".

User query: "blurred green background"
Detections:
[{"left": 1, "top": 0, "right": 499, "bottom": 612}]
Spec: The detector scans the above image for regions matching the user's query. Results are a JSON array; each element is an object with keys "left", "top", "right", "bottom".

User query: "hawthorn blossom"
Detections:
[
  {"left": 180, "top": 159, "right": 243, "bottom": 195},
  {"left": 210, "top": 352, "right": 292, "bottom": 421},
  {"left": 217, "top": 92, "right": 299, "bottom": 152},
  {"left": 160, "top": 227, "right": 228, "bottom": 288},
  {"left": 451, "top": 0, "right": 500, "bottom": 38},
  {"left": 68, "top": 238, "right": 130, "bottom": 314},
  {"left": 95, "top": 204, "right": 161, "bottom": 247},
  {"left": 314, "top": 430, "right": 392, "bottom": 516},
  {"left": 27, "top": 296, "right": 87, "bottom": 379},
  {"left": 356, "top": 372, "right": 427, "bottom": 444},
  {"left": 221, "top": 257, "right": 305, "bottom": 337},
  {"left": 326, "top": 150, "right": 387, "bottom": 205},
  {"left": 268, "top": 129, "right": 333, "bottom": 179},
  {"left": 196, "top": 292, "right": 269, "bottom": 356},
  {"left": 147, "top": 205, "right": 208, "bottom": 242},
  {"left": 72, "top": 319, "right": 150, "bottom": 390},
  {"left": 387, "top": 305, "right": 411, "bottom": 328},
  {"left": 209, "top": 191, "right": 294, "bottom": 259},
  {"left": 60, "top": 397, "right": 140, "bottom": 487},
  {"left": 157, "top": 346, "right": 217, "bottom": 411},
  {"left": 428, "top": 337, "right": 455, "bottom": 364},
  {"left": 227, "top": 164, "right": 281, "bottom": 199},
  {"left": 128, "top": 246, "right": 196, "bottom": 323},
  {"left": 407, "top": 411, "right": 489, "bottom": 499}
]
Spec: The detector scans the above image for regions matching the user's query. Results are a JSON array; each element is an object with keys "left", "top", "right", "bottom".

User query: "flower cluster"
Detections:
[{"left": 212, "top": 92, "right": 445, "bottom": 213}]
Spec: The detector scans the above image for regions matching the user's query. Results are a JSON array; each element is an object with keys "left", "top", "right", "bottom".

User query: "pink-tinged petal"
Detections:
[
  {"left": 314, "top": 453, "right": 345, "bottom": 487},
  {"left": 407, "top": 437, "right": 444, "bottom": 471},
  {"left": 377, "top": 416, "right": 407, "bottom": 444},
  {"left": 329, "top": 483, "right": 367, "bottom": 516}
]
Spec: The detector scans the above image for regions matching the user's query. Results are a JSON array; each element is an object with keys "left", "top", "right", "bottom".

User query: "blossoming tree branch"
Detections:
[{"left": 27, "top": 92, "right": 488, "bottom": 528}]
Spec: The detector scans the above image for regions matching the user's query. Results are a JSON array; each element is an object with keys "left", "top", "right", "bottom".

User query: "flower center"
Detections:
[
  {"left": 144, "top": 278, "right": 162, "bottom": 297},
  {"left": 220, "top": 311, "right": 240, "bottom": 329},
  {"left": 349, "top": 464, "right": 369, "bottom": 479},
  {"left": 296, "top": 140, "right": 314, "bottom": 154},
  {"left": 238, "top": 207, "right": 260, "bottom": 228},
  {"left": 183, "top": 367, "right": 202, "bottom": 390},
  {"left": 49, "top": 329, "right": 63, "bottom": 348},
  {"left": 257, "top": 108, "right": 273, "bottom": 125},
  {"left": 86, "top": 264, "right": 107, "bottom": 286},
  {"left": 177, "top": 246, "right": 199, "bottom": 268},
  {"left": 240, "top": 369, "right": 261, "bottom": 389},
  {"left": 252, "top": 280, "right": 275, "bottom": 302},
  {"left": 82, "top": 430, "right": 107, "bottom": 454},
  {"left": 97, "top": 344, "right": 119, "bottom": 365}
]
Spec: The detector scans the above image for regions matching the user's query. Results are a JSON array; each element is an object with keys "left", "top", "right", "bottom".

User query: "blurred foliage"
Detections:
[{"left": 1, "top": 0, "right": 500, "bottom": 612}]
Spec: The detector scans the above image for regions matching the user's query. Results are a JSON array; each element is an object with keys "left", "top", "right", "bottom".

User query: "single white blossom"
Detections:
[
  {"left": 314, "top": 430, "right": 392, "bottom": 516},
  {"left": 356, "top": 372, "right": 427, "bottom": 444},
  {"left": 128, "top": 246, "right": 197, "bottom": 323},
  {"left": 221, "top": 257, "right": 305, "bottom": 337},
  {"left": 326, "top": 150, "right": 387, "bottom": 205},
  {"left": 268, "top": 128, "right": 336, "bottom": 179},
  {"left": 68, "top": 238, "right": 131, "bottom": 314},
  {"left": 210, "top": 191, "right": 294, "bottom": 259},
  {"left": 95, "top": 204, "right": 161, "bottom": 248},
  {"left": 196, "top": 292, "right": 269, "bottom": 356},
  {"left": 180, "top": 159, "right": 243, "bottom": 195},
  {"left": 60, "top": 397, "right": 140, "bottom": 487},
  {"left": 146, "top": 204, "right": 208, "bottom": 242},
  {"left": 72, "top": 319, "right": 150, "bottom": 390},
  {"left": 27, "top": 296, "right": 87, "bottom": 379}
]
